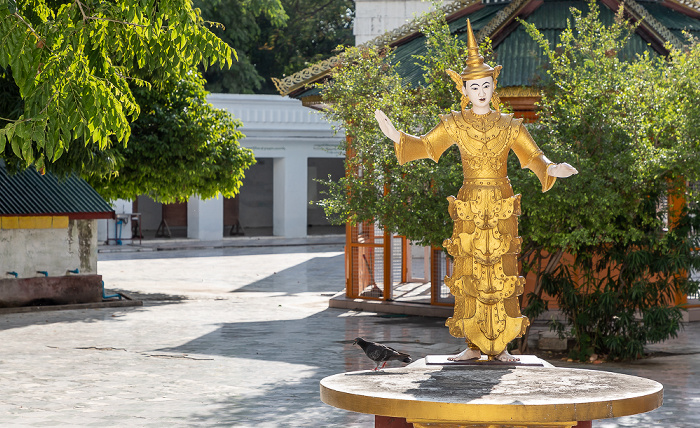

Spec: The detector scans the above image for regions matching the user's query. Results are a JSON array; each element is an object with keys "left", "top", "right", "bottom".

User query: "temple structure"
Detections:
[{"left": 273, "top": 0, "right": 700, "bottom": 320}]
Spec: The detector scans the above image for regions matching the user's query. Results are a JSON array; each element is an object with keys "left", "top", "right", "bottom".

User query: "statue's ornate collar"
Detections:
[{"left": 461, "top": 109, "right": 499, "bottom": 125}]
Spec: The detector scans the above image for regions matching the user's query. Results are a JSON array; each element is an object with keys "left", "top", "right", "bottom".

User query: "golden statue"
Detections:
[{"left": 375, "top": 20, "right": 577, "bottom": 361}]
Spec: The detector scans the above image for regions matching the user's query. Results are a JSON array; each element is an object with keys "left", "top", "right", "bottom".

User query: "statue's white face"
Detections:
[{"left": 462, "top": 76, "right": 494, "bottom": 112}]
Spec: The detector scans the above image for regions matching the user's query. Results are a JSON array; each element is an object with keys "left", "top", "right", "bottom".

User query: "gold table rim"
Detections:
[{"left": 320, "top": 366, "right": 663, "bottom": 423}]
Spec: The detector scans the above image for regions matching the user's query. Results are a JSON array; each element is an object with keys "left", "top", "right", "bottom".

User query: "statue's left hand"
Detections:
[
  {"left": 547, "top": 163, "right": 578, "bottom": 178},
  {"left": 374, "top": 110, "right": 401, "bottom": 143}
]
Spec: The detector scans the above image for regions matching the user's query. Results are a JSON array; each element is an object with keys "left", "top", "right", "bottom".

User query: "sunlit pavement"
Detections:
[{"left": 0, "top": 241, "right": 698, "bottom": 427}]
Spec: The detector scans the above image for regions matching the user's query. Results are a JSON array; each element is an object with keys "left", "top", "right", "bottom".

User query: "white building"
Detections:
[{"left": 99, "top": 94, "right": 345, "bottom": 242}]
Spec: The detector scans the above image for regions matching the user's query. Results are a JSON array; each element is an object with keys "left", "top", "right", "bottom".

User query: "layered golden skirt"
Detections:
[{"left": 443, "top": 177, "right": 529, "bottom": 356}]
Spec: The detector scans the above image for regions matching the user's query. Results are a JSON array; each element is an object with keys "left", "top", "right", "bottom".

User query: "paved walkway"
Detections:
[{"left": 0, "top": 239, "right": 698, "bottom": 427}]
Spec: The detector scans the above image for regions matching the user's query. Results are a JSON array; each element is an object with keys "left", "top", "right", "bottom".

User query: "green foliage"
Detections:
[
  {"left": 540, "top": 198, "right": 700, "bottom": 361},
  {"left": 519, "top": 4, "right": 700, "bottom": 360},
  {"left": 85, "top": 73, "right": 255, "bottom": 203},
  {"left": 253, "top": 0, "right": 354, "bottom": 93},
  {"left": 194, "top": 0, "right": 287, "bottom": 93},
  {"left": 320, "top": 3, "right": 700, "bottom": 360},
  {"left": 0, "top": 0, "right": 234, "bottom": 173},
  {"left": 197, "top": 0, "right": 353, "bottom": 94}
]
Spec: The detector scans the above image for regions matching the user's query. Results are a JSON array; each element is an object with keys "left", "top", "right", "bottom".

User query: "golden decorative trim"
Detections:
[
  {"left": 273, "top": 0, "right": 481, "bottom": 96},
  {"left": 623, "top": 0, "right": 685, "bottom": 49},
  {"left": 411, "top": 421, "right": 576, "bottom": 428},
  {"left": 272, "top": 56, "right": 343, "bottom": 96},
  {"left": 476, "top": 0, "right": 532, "bottom": 42},
  {"left": 498, "top": 86, "right": 540, "bottom": 97}
]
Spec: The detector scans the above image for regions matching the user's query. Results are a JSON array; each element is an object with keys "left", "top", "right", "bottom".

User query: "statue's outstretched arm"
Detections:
[
  {"left": 512, "top": 125, "right": 578, "bottom": 192},
  {"left": 375, "top": 110, "right": 455, "bottom": 165}
]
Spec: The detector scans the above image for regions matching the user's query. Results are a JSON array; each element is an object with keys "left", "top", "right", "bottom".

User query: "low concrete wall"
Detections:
[
  {"left": 0, "top": 274, "right": 103, "bottom": 307},
  {"left": 0, "top": 218, "right": 97, "bottom": 278}
]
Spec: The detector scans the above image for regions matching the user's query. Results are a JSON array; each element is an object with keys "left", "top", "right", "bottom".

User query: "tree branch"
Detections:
[
  {"left": 74, "top": 0, "right": 149, "bottom": 28},
  {"left": 87, "top": 16, "right": 149, "bottom": 28}
]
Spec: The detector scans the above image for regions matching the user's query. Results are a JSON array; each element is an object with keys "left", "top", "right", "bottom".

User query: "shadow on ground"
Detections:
[
  {"left": 155, "top": 308, "right": 455, "bottom": 426},
  {"left": 110, "top": 288, "right": 188, "bottom": 302},
  {"left": 100, "top": 244, "right": 344, "bottom": 262},
  {"left": 0, "top": 305, "right": 150, "bottom": 332}
]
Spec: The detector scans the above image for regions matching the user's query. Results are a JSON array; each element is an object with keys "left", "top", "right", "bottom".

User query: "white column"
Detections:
[
  {"left": 187, "top": 194, "right": 224, "bottom": 240},
  {"left": 273, "top": 156, "right": 307, "bottom": 237}
]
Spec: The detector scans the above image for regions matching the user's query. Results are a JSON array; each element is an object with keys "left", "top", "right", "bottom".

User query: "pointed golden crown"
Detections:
[{"left": 447, "top": 19, "right": 502, "bottom": 85}]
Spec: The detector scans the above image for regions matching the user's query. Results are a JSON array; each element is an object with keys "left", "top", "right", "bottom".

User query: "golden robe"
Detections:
[{"left": 395, "top": 109, "right": 556, "bottom": 356}]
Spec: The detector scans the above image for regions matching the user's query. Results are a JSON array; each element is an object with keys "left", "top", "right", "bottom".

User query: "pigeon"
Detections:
[{"left": 353, "top": 337, "right": 412, "bottom": 370}]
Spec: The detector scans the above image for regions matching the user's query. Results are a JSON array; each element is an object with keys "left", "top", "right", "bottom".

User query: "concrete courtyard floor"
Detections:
[{"left": 0, "top": 240, "right": 699, "bottom": 427}]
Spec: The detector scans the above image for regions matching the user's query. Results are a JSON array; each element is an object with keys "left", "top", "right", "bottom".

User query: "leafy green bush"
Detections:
[{"left": 519, "top": 3, "right": 700, "bottom": 360}]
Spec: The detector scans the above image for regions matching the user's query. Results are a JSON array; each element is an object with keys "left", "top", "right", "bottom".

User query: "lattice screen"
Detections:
[{"left": 431, "top": 249, "right": 455, "bottom": 305}]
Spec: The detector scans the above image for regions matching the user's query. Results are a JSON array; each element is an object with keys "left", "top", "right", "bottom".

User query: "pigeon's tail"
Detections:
[{"left": 402, "top": 356, "right": 412, "bottom": 364}]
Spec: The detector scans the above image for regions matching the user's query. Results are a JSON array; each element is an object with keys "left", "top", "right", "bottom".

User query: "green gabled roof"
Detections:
[
  {"left": 282, "top": 0, "right": 700, "bottom": 101},
  {"left": 390, "top": 0, "right": 658, "bottom": 89},
  {"left": 0, "top": 163, "right": 114, "bottom": 219}
]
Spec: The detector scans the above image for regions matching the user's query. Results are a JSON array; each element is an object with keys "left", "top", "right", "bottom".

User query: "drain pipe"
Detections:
[
  {"left": 6, "top": 271, "right": 18, "bottom": 278},
  {"left": 115, "top": 216, "right": 126, "bottom": 245},
  {"left": 37, "top": 271, "right": 48, "bottom": 277},
  {"left": 102, "top": 281, "right": 122, "bottom": 300},
  {"left": 67, "top": 269, "right": 79, "bottom": 274}
]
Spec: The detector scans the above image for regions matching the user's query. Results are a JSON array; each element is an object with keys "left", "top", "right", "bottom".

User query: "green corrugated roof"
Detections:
[
  {"left": 393, "top": 0, "right": 659, "bottom": 88},
  {"left": 0, "top": 163, "right": 114, "bottom": 219},
  {"left": 294, "top": 0, "right": 699, "bottom": 100}
]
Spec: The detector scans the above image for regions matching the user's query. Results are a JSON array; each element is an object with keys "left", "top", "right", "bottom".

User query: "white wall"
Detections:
[
  {"left": 354, "top": 0, "right": 447, "bottom": 45},
  {"left": 98, "top": 199, "right": 133, "bottom": 244},
  {"left": 208, "top": 94, "right": 344, "bottom": 237}
]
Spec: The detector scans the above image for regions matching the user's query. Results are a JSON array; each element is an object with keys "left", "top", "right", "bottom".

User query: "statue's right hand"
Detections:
[{"left": 374, "top": 109, "right": 400, "bottom": 143}]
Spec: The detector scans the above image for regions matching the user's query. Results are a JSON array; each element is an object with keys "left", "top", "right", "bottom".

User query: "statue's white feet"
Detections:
[
  {"left": 447, "top": 347, "right": 481, "bottom": 361},
  {"left": 496, "top": 350, "right": 520, "bottom": 362}
]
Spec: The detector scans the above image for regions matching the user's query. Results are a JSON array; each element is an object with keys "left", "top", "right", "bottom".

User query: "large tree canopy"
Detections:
[
  {"left": 197, "top": 0, "right": 353, "bottom": 94},
  {"left": 85, "top": 73, "right": 255, "bottom": 203},
  {"left": 0, "top": 0, "right": 234, "bottom": 174},
  {"left": 193, "top": 0, "right": 287, "bottom": 93},
  {"left": 318, "top": 4, "right": 700, "bottom": 360}
]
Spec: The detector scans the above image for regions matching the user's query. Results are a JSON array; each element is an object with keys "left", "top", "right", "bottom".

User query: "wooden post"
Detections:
[
  {"left": 384, "top": 230, "right": 392, "bottom": 300},
  {"left": 668, "top": 177, "right": 688, "bottom": 306},
  {"left": 346, "top": 222, "right": 354, "bottom": 298}
]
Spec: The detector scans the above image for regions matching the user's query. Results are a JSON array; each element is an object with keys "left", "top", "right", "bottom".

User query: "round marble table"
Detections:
[{"left": 320, "top": 359, "right": 663, "bottom": 428}]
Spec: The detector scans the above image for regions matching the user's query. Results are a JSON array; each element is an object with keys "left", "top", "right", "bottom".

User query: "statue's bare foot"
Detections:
[
  {"left": 448, "top": 348, "right": 481, "bottom": 361},
  {"left": 496, "top": 350, "right": 520, "bottom": 362}
]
